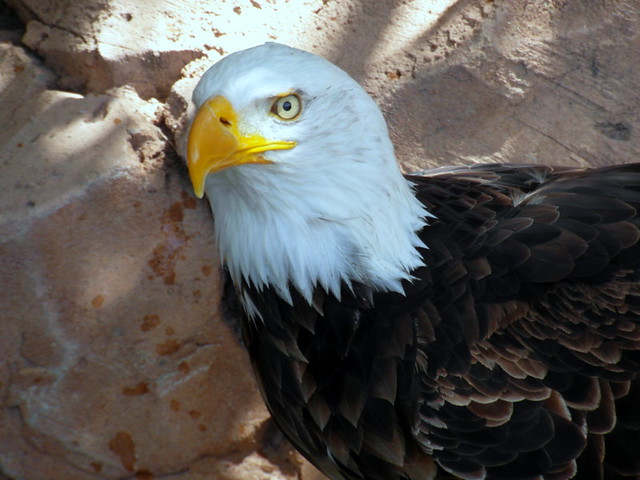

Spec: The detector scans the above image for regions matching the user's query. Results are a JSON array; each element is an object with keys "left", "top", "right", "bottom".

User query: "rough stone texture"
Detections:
[
  {"left": 0, "top": 42, "right": 279, "bottom": 479},
  {"left": 1, "top": 0, "right": 640, "bottom": 479},
  {"left": 383, "top": 1, "right": 640, "bottom": 172}
]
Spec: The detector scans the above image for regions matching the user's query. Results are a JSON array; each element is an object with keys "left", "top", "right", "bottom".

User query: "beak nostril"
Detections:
[{"left": 219, "top": 117, "right": 232, "bottom": 127}]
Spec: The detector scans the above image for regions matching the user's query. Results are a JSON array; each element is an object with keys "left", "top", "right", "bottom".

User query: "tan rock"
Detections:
[
  {"left": 6, "top": 0, "right": 324, "bottom": 99},
  {"left": 6, "top": 0, "right": 468, "bottom": 101},
  {"left": 2, "top": 0, "right": 640, "bottom": 479},
  {"left": 382, "top": 0, "right": 640, "bottom": 171},
  {"left": 0, "top": 42, "right": 279, "bottom": 479}
]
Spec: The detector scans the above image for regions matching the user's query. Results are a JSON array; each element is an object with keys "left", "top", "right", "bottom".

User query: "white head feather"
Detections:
[{"left": 192, "top": 43, "right": 430, "bottom": 307}]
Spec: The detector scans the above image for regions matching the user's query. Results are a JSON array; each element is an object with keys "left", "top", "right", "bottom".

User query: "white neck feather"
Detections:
[
  {"left": 205, "top": 148, "right": 429, "bottom": 308},
  {"left": 196, "top": 43, "right": 432, "bottom": 311}
]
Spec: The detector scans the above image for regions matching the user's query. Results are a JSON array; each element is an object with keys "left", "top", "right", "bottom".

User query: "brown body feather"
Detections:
[{"left": 241, "top": 163, "right": 640, "bottom": 480}]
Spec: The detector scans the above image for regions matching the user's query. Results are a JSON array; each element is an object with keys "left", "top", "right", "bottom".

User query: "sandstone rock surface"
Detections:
[
  {"left": 0, "top": 40, "right": 276, "bottom": 480},
  {"left": 1, "top": 1, "right": 640, "bottom": 479}
]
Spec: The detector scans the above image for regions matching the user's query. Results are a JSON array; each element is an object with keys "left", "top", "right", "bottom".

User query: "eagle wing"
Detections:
[{"left": 408, "top": 163, "right": 640, "bottom": 480}]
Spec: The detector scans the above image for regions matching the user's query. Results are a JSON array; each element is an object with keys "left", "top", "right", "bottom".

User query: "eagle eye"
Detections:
[{"left": 271, "top": 94, "right": 301, "bottom": 120}]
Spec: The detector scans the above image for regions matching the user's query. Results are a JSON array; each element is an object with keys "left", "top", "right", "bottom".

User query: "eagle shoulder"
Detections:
[{"left": 407, "top": 162, "right": 640, "bottom": 479}]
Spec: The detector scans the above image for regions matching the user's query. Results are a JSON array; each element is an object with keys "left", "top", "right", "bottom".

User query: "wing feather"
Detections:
[
  {"left": 242, "top": 163, "right": 640, "bottom": 480},
  {"left": 406, "top": 163, "right": 640, "bottom": 479}
]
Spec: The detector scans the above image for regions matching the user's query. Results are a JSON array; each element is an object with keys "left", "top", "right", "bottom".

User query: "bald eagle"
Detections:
[{"left": 187, "top": 43, "right": 640, "bottom": 480}]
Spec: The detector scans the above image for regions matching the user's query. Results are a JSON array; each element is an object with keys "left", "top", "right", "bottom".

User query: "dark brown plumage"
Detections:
[
  {"left": 186, "top": 43, "right": 640, "bottom": 480},
  {"left": 241, "top": 163, "right": 640, "bottom": 480}
]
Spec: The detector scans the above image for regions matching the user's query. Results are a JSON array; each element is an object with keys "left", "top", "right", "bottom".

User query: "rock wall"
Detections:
[{"left": 1, "top": 1, "right": 639, "bottom": 479}]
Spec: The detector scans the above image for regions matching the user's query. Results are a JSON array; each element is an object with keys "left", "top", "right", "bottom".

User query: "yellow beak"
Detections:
[{"left": 187, "top": 95, "right": 297, "bottom": 198}]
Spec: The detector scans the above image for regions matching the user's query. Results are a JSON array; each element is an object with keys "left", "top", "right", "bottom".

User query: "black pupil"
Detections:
[{"left": 282, "top": 101, "right": 292, "bottom": 111}]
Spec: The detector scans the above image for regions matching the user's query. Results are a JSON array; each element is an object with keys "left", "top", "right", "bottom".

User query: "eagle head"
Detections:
[{"left": 187, "top": 43, "right": 428, "bottom": 307}]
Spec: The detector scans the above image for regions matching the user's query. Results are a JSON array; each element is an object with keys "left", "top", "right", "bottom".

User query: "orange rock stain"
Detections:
[
  {"left": 135, "top": 470, "right": 155, "bottom": 480},
  {"left": 91, "top": 295, "right": 105, "bottom": 308},
  {"left": 122, "top": 382, "right": 149, "bottom": 396},
  {"left": 178, "top": 361, "right": 190, "bottom": 374},
  {"left": 141, "top": 314, "right": 160, "bottom": 331},
  {"left": 147, "top": 201, "right": 192, "bottom": 285},
  {"left": 108, "top": 431, "right": 136, "bottom": 471},
  {"left": 156, "top": 339, "right": 180, "bottom": 356},
  {"left": 166, "top": 202, "right": 183, "bottom": 222},
  {"left": 180, "top": 191, "right": 197, "bottom": 209}
]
